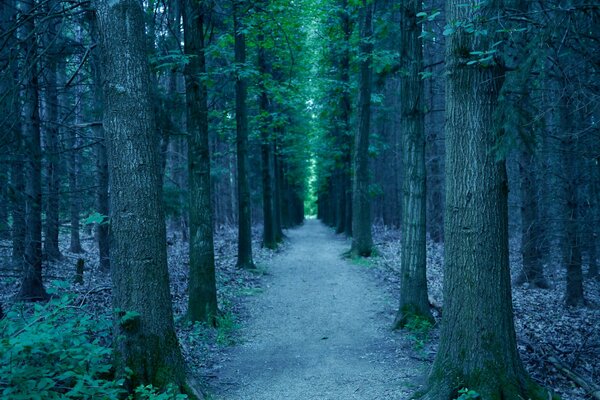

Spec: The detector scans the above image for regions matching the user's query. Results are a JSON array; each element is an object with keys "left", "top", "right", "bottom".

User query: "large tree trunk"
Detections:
[
  {"left": 350, "top": 0, "right": 374, "bottom": 257},
  {"left": 393, "top": 0, "right": 433, "bottom": 328},
  {"left": 234, "top": 0, "right": 255, "bottom": 269},
  {"left": 17, "top": 0, "right": 48, "bottom": 302},
  {"left": 420, "top": 0, "right": 550, "bottom": 398},
  {"left": 182, "top": 0, "right": 218, "bottom": 324},
  {"left": 94, "top": 0, "right": 187, "bottom": 390}
]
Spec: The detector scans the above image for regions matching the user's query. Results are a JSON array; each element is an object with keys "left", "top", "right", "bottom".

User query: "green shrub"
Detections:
[
  {"left": 404, "top": 314, "right": 433, "bottom": 350},
  {"left": 454, "top": 388, "right": 481, "bottom": 400},
  {"left": 0, "top": 295, "right": 188, "bottom": 399},
  {"left": 0, "top": 295, "right": 125, "bottom": 399}
]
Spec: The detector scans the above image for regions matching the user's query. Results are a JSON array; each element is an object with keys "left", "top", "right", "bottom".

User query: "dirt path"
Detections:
[{"left": 208, "top": 219, "right": 425, "bottom": 399}]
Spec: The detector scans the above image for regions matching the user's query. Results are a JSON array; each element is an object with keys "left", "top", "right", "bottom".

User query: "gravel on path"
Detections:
[{"left": 208, "top": 219, "right": 425, "bottom": 400}]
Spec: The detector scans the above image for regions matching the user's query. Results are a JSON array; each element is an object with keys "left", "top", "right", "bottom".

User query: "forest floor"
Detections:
[
  {"left": 1, "top": 220, "right": 599, "bottom": 399},
  {"left": 204, "top": 219, "right": 426, "bottom": 400}
]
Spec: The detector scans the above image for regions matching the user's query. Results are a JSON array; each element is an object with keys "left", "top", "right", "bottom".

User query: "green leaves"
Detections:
[
  {"left": 455, "top": 388, "right": 481, "bottom": 399},
  {"left": 83, "top": 211, "right": 109, "bottom": 226},
  {"left": 0, "top": 297, "right": 125, "bottom": 399}
]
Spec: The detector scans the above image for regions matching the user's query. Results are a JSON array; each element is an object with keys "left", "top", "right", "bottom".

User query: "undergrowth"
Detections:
[
  {"left": 0, "top": 287, "right": 188, "bottom": 399},
  {"left": 404, "top": 314, "right": 433, "bottom": 350}
]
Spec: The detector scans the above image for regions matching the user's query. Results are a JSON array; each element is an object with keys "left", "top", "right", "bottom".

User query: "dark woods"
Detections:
[{"left": 0, "top": 0, "right": 598, "bottom": 399}]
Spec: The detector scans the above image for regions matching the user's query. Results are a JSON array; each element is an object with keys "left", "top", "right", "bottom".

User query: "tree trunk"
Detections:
[
  {"left": 89, "top": 9, "right": 111, "bottom": 273},
  {"left": 234, "top": 0, "right": 255, "bottom": 269},
  {"left": 182, "top": 0, "right": 218, "bottom": 324},
  {"left": 5, "top": 0, "right": 25, "bottom": 269},
  {"left": 94, "top": 0, "right": 187, "bottom": 389},
  {"left": 17, "top": 0, "right": 48, "bottom": 302},
  {"left": 42, "top": 4, "right": 62, "bottom": 261},
  {"left": 561, "top": 98, "right": 585, "bottom": 307},
  {"left": 394, "top": 0, "right": 433, "bottom": 328},
  {"left": 517, "top": 151, "right": 548, "bottom": 288},
  {"left": 420, "top": 0, "right": 550, "bottom": 398},
  {"left": 258, "top": 31, "right": 276, "bottom": 249},
  {"left": 351, "top": 0, "right": 374, "bottom": 257},
  {"left": 341, "top": 0, "right": 353, "bottom": 237},
  {"left": 272, "top": 139, "right": 284, "bottom": 242},
  {"left": 68, "top": 73, "right": 83, "bottom": 253}
]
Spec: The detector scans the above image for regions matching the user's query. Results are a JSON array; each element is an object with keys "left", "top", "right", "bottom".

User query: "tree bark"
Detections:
[
  {"left": 17, "top": 0, "right": 48, "bottom": 302},
  {"left": 234, "top": 0, "right": 255, "bottom": 269},
  {"left": 394, "top": 0, "right": 433, "bottom": 328},
  {"left": 258, "top": 30, "right": 276, "bottom": 249},
  {"left": 68, "top": 72, "right": 83, "bottom": 254},
  {"left": 351, "top": 0, "right": 374, "bottom": 257},
  {"left": 561, "top": 98, "right": 585, "bottom": 307},
  {"left": 94, "top": 0, "right": 187, "bottom": 389},
  {"left": 90, "top": 10, "right": 110, "bottom": 272},
  {"left": 420, "top": 0, "right": 550, "bottom": 398},
  {"left": 182, "top": 0, "right": 218, "bottom": 324},
  {"left": 42, "top": 2, "right": 62, "bottom": 261}
]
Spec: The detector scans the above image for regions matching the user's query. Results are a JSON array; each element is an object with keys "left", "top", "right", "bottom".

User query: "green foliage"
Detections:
[
  {"left": 454, "top": 388, "right": 481, "bottom": 400},
  {"left": 0, "top": 296, "right": 125, "bottom": 399},
  {"left": 83, "top": 211, "right": 109, "bottom": 226},
  {"left": 131, "top": 384, "right": 188, "bottom": 400},
  {"left": 0, "top": 296, "right": 189, "bottom": 400},
  {"left": 404, "top": 314, "right": 433, "bottom": 350},
  {"left": 216, "top": 311, "right": 239, "bottom": 346}
]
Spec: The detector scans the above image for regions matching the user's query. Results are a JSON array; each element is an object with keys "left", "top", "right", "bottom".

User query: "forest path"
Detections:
[{"left": 208, "top": 219, "right": 425, "bottom": 399}]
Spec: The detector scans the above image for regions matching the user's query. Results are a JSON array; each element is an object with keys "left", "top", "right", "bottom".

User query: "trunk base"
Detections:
[{"left": 415, "top": 375, "right": 557, "bottom": 400}]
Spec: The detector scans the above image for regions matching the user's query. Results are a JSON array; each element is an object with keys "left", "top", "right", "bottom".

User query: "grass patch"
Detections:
[
  {"left": 404, "top": 314, "right": 433, "bottom": 351},
  {"left": 216, "top": 311, "right": 239, "bottom": 346}
]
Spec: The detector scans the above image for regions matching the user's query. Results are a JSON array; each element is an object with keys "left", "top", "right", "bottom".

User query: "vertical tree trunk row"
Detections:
[{"left": 350, "top": 0, "right": 374, "bottom": 257}]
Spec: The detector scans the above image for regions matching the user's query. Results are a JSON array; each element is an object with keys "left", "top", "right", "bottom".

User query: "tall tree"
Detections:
[
  {"left": 258, "top": 27, "right": 277, "bottom": 250},
  {"left": 182, "top": 0, "right": 218, "bottom": 323},
  {"left": 17, "top": 0, "right": 48, "bottom": 301},
  {"left": 94, "top": 0, "right": 193, "bottom": 392},
  {"left": 42, "top": 0, "right": 62, "bottom": 261},
  {"left": 234, "top": 0, "right": 255, "bottom": 269},
  {"left": 393, "top": 0, "right": 433, "bottom": 328},
  {"left": 350, "top": 0, "right": 373, "bottom": 257},
  {"left": 89, "top": 10, "right": 110, "bottom": 272},
  {"left": 420, "top": 0, "right": 551, "bottom": 398}
]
